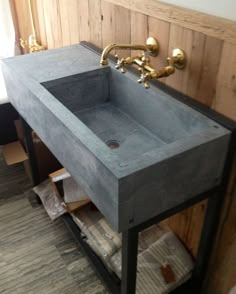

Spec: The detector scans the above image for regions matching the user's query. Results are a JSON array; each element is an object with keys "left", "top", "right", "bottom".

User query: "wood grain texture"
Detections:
[
  {"left": 148, "top": 17, "right": 170, "bottom": 83},
  {"left": 58, "top": 0, "right": 80, "bottom": 46},
  {"left": 67, "top": 0, "right": 80, "bottom": 45},
  {"left": 58, "top": 0, "right": 71, "bottom": 46},
  {"left": 166, "top": 24, "right": 204, "bottom": 96},
  {"left": 13, "top": 0, "right": 33, "bottom": 53},
  {"left": 161, "top": 200, "right": 207, "bottom": 257},
  {"left": 105, "top": 0, "right": 236, "bottom": 44},
  {"left": 195, "top": 36, "right": 223, "bottom": 106},
  {"left": 89, "top": 0, "right": 102, "bottom": 48},
  {"left": 9, "top": 0, "right": 23, "bottom": 53},
  {"left": 114, "top": 5, "right": 131, "bottom": 57},
  {"left": 213, "top": 42, "right": 236, "bottom": 121},
  {"left": 32, "top": 0, "right": 48, "bottom": 48},
  {"left": 78, "top": 0, "right": 90, "bottom": 42},
  {"left": 101, "top": 1, "right": 115, "bottom": 47},
  {"left": 130, "top": 11, "right": 148, "bottom": 57},
  {"left": 43, "top": 0, "right": 62, "bottom": 49}
]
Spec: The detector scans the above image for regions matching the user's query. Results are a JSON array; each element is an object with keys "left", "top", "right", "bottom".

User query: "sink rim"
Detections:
[{"left": 17, "top": 61, "right": 230, "bottom": 180}]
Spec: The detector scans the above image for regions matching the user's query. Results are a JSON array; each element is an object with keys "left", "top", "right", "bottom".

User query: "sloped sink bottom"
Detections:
[{"left": 74, "top": 102, "right": 165, "bottom": 161}]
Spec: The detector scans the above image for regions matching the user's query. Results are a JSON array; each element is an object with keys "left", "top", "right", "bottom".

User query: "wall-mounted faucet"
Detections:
[
  {"left": 100, "top": 37, "right": 186, "bottom": 89},
  {"left": 100, "top": 37, "right": 159, "bottom": 66}
]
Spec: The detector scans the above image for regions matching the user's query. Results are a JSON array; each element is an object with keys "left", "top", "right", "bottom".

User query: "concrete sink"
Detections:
[{"left": 2, "top": 44, "right": 230, "bottom": 231}]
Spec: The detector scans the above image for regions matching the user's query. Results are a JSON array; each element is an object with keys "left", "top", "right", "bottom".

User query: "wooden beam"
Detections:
[{"left": 105, "top": 0, "right": 236, "bottom": 45}]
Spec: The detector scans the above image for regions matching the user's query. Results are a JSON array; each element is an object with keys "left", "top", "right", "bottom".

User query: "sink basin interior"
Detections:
[{"left": 42, "top": 67, "right": 216, "bottom": 161}]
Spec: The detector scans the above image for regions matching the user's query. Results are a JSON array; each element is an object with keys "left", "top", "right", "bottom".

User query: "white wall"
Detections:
[{"left": 160, "top": 0, "right": 236, "bottom": 21}]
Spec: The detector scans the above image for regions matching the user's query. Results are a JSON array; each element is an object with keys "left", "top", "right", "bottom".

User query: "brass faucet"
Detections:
[
  {"left": 100, "top": 37, "right": 159, "bottom": 66},
  {"left": 100, "top": 37, "right": 186, "bottom": 89},
  {"left": 136, "top": 48, "right": 186, "bottom": 88}
]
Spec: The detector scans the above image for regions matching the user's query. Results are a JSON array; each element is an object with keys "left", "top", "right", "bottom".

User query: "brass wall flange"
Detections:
[
  {"left": 146, "top": 37, "right": 159, "bottom": 57},
  {"left": 172, "top": 48, "right": 186, "bottom": 69}
]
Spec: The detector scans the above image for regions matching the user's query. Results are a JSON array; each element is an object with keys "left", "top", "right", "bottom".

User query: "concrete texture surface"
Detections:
[{"left": 1, "top": 44, "right": 231, "bottom": 231}]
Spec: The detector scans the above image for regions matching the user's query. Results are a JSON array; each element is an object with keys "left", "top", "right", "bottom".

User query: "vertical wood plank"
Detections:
[
  {"left": 162, "top": 200, "right": 207, "bottom": 257},
  {"left": 130, "top": 11, "right": 148, "bottom": 57},
  {"left": 114, "top": 5, "right": 131, "bottom": 57},
  {"left": 13, "top": 0, "right": 33, "bottom": 53},
  {"left": 68, "top": 0, "right": 80, "bottom": 44},
  {"left": 78, "top": 0, "right": 90, "bottom": 42},
  {"left": 101, "top": 0, "right": 115, "bottom": 48},
  {"left": 166, "top": 24, "right": 205, "bottom": 96},
  {"left": 183, "top": 32, "right": 206, "bottom": 98},
  {"left": 148, "top": 17, "right": 170, "bottom": 83},
  {"left": 58, "top": 0, "right": 70, "bottom": 46},
  {"left": 89, "top": 0, "right": 102, "bottom": 48},
  {"left": 32, "top": 0, "right": 48, "bottom": 48},
  {"left": 58, "top": 0, "right": 79, "bottom": 46},
  {"left": 213, "top": 42, "right": 236, "bottom": 121},
  {"left": 43, "top": 0, "right": 62, "bottom": 48},
  {"left": 9, "top": 0, "right": 22, "bottom": 53},
  {"left": 31, "top": 0, "right": 40, "bottom": 41},
  {"left": 195, "top": 37, "right": 223, "bottom": 106}
]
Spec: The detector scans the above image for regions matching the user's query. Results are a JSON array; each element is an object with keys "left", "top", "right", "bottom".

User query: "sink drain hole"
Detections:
[{"left": 106, "top": 140, "right": 120, "bottom": 149}]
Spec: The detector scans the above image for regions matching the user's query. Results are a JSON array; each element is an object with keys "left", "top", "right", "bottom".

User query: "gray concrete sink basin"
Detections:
[{"left": 2, "top": 44, "right": 230, "bottom": 231}]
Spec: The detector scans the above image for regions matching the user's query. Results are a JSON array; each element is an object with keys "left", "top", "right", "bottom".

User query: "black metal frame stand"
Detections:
[
  {"left": 23, "top": 105, "right": 236, "bottom": 294},
  {"left": 21, "top": 42, "right": 236, "bottom": 294}
]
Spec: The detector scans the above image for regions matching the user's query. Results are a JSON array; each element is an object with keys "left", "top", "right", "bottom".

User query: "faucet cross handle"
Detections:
[
  {"left": 115, "top": 54, "right": 127, "bottom": 73},
  {"left": 137, "top": 67, "right": 150, "bottom": 89}
]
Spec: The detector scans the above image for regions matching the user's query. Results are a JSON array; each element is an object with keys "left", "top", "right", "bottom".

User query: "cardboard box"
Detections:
[
  {"left": 2, "top": 119, "right": 62, "bottom": 183},
  {"left": 49, "top": 168, "right": 91, "bottom": 213},
  {"left": 2, "top": 141, "right": 28, "bottom": 165}
]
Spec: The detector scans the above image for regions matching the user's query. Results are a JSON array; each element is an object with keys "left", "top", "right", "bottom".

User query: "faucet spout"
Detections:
[{"left": 100, "top": 37, "right": 159, "bottom": 66}]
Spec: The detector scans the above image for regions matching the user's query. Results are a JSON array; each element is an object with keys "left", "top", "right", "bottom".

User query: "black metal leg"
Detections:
[
  {"left": 21, "top": 117, "right": 40, "bottom": 186},
  {"left": 121, "top": 228, "right": 139, "bottom": 294},
  {"left": 21, "top": 118, "right": 41, "bottom": 204},
  {"left": 192, "top": 188, "right": 226, "bottom": 293}
]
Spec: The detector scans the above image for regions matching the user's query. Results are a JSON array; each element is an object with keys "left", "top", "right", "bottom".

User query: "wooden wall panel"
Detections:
[
  {"left": 14, "top": 0, "right": 33, "bottom": 53},
  {"left": 31, "top": 0, "right": 47, "bottom": 47},
  {"left": 78, "top": 0, "right": 89, "bottom": 42},
  {"left": 89, "top": 0, "right": 102, "bottom": 48},
  {"left": 130, "top": 11, "right": 148, "bottom": 58},
  {"left": 58, "top": 0, "right": 71, "bottom": 46},
  {"left": 213, "top": 42, "right": 236, "bottom": 121},
  {"left": 67, "top": 0, "right": 80, "bottom": 45},
  {"left": 148, "top": 17, "right": 170, "bottom": 83},
  {"left": 106, "top": 0, "right": 236, "bottom": 44},
  {"left": 101, "top": 1, "right": 115, "bottom": 47},
  {"left": 166, "top": 25, "right": 205, "bottom": 96},
  {"left": 114, "top": 6, "right": 131, "bottom": 57},
  {"left": 42, "top": 0, "right": 62, "bottom": 49},
  {"left": 11, "top": 0, "right": 236, "bottom": 292},
  {"left": 196, "top": 37, "right": 223, "bottom": 106}
]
